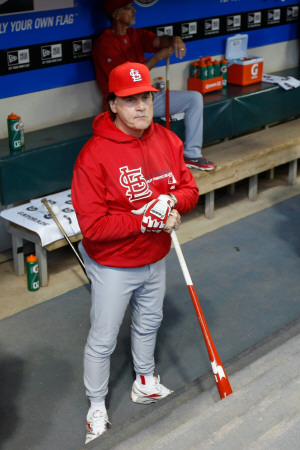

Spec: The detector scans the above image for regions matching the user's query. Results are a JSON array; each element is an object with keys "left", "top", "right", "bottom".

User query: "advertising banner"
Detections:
[
  {"left": 0, "top": 0, "right": 299, "bottom": 98},
  {"left": 0, "top": 0, "right": 105, "bottom": 98}
]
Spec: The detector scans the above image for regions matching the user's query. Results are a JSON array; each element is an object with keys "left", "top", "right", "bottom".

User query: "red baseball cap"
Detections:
[
  {"left": 108, "top": 62, "right": 159, "bottom": 97},
  {"left": 103, "top": 0, "right": 133, "bottom": 15}
]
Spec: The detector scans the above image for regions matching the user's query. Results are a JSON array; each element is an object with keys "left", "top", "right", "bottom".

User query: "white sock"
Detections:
[
  {"left": 89, "top": 400, "right": 106, "bottom": 415},
  {"left": 136, "top": 374, "right": 155, "bottom": 387}
]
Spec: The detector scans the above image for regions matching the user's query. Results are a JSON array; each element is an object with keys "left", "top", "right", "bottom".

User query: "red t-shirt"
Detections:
[{"left": 92, "top": 27, "right": 157, "bottom": 107}]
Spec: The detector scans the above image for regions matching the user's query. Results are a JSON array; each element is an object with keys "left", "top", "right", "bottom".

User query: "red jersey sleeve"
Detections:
[{"left": 92, "top": 27, "right": 157, "bottom": 102}]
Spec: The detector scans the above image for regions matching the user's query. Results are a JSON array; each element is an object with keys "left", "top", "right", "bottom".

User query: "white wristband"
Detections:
[{"left": 168, "top": 193, "right": 178, "bottom": 207}]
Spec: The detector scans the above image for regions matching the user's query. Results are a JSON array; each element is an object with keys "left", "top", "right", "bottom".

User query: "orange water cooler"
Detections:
[{"left": 225, "top": 34, "right": 264, "bottom": 86}]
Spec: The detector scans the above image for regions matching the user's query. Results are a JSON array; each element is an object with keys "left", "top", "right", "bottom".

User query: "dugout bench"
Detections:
[
  {"left": 155, "top": 66, "right": 300, "bottom": 217},
  {"left": 1, "top": 189, "right": 82, "bottom": 286},
  {"left": 0, "top": 67, "right": 300, "bottom": 284},
  {"left": 1, "top": 67, "right": 300, "bottom": 207}
]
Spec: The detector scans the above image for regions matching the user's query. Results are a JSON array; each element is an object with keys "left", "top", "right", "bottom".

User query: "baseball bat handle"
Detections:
[
  {"left": 171, "top": 230, "right": 233, "bottom": 399},
  {"left": 41, "top": 198, "right": 86, "bottom": 273},
  {"left": 166, "top": 57, "right": 170, "bottom": 130}
]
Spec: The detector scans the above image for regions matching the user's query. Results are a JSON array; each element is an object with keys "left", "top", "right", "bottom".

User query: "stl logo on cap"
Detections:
[
  {"left": 109, "top": 62, "right": 159, "bottom": 96},
  {"left": 130, "top": 69, "right": 142, "bottom": 83}
]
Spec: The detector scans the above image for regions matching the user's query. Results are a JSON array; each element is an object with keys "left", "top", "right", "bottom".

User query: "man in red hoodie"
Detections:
[{"left": 72, "top": 62, "right": 199, "bottom": 444}]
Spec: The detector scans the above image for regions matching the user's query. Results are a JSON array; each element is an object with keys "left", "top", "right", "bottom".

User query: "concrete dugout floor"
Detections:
[{"left": 0, "top": 168, "right": 299, "bottom": 450}]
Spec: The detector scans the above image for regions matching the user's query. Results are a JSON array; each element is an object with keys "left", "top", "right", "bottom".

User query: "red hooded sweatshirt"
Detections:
[{"left": 72, "top": 112, "right": 199, "bottom": 268}]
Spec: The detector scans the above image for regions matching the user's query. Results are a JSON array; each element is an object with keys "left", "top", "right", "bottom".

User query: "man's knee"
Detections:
[
  {"left": 187, "top": 90, "right": 203, "bottom": 108},
  {"left": 132, "top": 309, "right": 163, "bottom": 335},
  {"left": 85, "top": 334, "right": 117, "bottom": 359}
]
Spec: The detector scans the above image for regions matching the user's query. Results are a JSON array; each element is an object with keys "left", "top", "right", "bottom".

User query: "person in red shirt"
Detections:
[
  {"left": 92, "top": 0, "right": 217, "bottom": 171},
  {"left": 72, "top": 62, "right": 199, "bottom": 444}
]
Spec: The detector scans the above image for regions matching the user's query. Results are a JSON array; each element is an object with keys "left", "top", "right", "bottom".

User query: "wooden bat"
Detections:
[
  {"left": 41, "top": 197, "right": 86, "bottom": 274},
  {"left": 166, "top": 56, "right": 170, "bottom": 130},
  {"left": 171, "top": 230, "right": 233, "bottom": 399}
]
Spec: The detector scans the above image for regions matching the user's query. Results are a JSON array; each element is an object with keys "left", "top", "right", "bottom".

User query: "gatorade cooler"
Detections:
[{"left": 225, "top": 34, "right": 263, "bottom": 86}]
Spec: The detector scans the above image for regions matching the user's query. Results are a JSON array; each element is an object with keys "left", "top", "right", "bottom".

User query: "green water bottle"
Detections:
[
  {"left": 213, "top": 60, "right": 221, "bottom": 77},
  {"left": 207, "top": 61, "right": 214, "bottom": 79},
  {"left": 26, "top": 254, "right": 40, "bottom": 291},
  {"left": 189, "top": 61, "right": 199, "bottom": 78},
  {"left": 7, "top": 113, "right": 22, "bottom": 152},
  {"left": 198, "top": 60, "right": 207, "bottom": 80},
  {"left": 220, "top": 58, "right": 228, "bottom": 87}
]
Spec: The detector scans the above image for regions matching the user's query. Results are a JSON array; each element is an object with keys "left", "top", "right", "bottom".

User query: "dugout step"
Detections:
[{"left": 82, "top": 318, "right": 300, "bottom": 450}]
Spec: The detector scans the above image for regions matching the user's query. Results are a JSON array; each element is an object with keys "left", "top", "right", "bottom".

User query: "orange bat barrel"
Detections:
[{"left": 188, "top": 284, "right": 233, "bottom": 398}]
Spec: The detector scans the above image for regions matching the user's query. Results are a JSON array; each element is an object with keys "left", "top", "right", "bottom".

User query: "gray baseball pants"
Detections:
[
  {"left": 153, "top": 89, "right": 203, "bottom": 159},
  {"left": 79, "top": 242, "right": 166, "bottom": 403}
]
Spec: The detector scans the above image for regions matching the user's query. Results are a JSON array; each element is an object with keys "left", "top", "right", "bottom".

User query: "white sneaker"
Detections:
[
  {"left": 131, "top": 376, "right": 173, "bottom": 405},
  {"left": 85, "top": 410, "right": 109, "bottom": 444}
]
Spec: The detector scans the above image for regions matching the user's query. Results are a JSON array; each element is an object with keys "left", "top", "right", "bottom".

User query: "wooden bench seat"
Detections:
[{"left": 191, "top": 118, "right": 300, "bottom": 218}]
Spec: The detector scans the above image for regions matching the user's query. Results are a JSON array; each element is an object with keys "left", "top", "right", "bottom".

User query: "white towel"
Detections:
[{"left": 0, "top": 189, "right": 81, "bottom": 247}]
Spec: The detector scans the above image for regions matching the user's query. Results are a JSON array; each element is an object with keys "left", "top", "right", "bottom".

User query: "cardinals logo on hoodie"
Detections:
[{"left": 119, "top": 166, "right": 152, "bottom": 202}]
